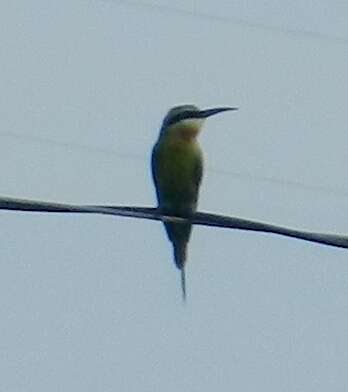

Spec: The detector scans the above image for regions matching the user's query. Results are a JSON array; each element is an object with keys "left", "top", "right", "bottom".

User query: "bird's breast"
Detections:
[{"left": 153, "top": 139, "right": 203, "bottom": 213}]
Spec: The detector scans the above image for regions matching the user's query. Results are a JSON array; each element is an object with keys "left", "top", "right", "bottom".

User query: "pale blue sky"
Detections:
[{"left": 1, "top": 1, "right": 348, "bottom": 391}]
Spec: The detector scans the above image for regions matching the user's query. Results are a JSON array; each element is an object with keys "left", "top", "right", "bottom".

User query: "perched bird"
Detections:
[{"left": 151, "top": 104, "right": 237, "bottom": 300}]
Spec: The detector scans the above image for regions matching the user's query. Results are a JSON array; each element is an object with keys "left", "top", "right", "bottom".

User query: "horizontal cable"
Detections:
[
  {"left": 110, "top": 0, "right": 348, "bottom": 45},
  {"left": 2, "top": 130, "right": 348, "bottom": 199},
  {"left": 0, "top": 196, "right": 347, "bottom": 250}
]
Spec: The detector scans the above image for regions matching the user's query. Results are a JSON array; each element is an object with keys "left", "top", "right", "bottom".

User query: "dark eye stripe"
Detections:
[{"left": 166, "top": 110, "right": 199, "bottom": 126}]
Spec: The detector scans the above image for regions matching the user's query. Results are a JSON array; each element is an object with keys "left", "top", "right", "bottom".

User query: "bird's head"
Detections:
[{"left": 160, "top": 104, "right": 238, "bottom": 141}]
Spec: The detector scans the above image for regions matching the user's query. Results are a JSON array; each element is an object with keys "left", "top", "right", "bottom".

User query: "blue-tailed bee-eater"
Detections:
[{"left": 151, "top": 104, "right": 238, "bottom": 300}]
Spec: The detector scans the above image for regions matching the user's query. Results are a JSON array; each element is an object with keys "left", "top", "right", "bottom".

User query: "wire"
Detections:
[
  {"left": 1, "top": 195, "right": 348, "bottom": 250},
  {"left": 104, "top": 0, "right": 348, "bottom": 45},
  {"left": 0, "top": 130, "right": 142, "bottom": 160},
  {"left": 2, "top": 129, "right": 348, "bottom": 199}
]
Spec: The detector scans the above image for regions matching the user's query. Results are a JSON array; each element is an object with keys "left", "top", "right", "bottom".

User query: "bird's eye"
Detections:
[{"left": 167, "top": 111, "right": 197, "bottom": 126}]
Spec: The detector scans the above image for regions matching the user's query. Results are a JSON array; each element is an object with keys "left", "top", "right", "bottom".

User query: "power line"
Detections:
[
  {"left": 0, "top": 130, "right": 142, "bottom": 160},
  {"left": 107, "top": 0, "right": 348, "bottom": 46},
  {"left": 1, "top": 195, "right": 348, "bottom": 250},
  {"left": 2, "top": 129, "right": 348, "bottom": 199}
]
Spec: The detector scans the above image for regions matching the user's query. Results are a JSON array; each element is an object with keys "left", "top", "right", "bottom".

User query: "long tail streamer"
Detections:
[{"left": 181, "top": 268, "right": 186, "bottom": 302}]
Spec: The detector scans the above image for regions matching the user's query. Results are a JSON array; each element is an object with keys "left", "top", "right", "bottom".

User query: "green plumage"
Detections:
[
  {"left": 152, "top": 137, "right": 203, "bottom": 214},
  {"left": 151, "top": 104, "right": 236, "bottom": 300},
  {"left": 152, "top": 132, "right": 203, "bottom": 300}
]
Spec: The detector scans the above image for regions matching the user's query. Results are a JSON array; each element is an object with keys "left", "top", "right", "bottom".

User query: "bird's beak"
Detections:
[{"left": 197, "top": 107, "right": 238, "bottom": 119}]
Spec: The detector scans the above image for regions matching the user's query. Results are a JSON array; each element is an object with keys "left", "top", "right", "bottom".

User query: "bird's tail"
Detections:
[
  {"left": 174, "top": 243, "right": 187, "bottom": 302},
  {"left": 181, "top": 268, "right": 186, "bottom": 302}
]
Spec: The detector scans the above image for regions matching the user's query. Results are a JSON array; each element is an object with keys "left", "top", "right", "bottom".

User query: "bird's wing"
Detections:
[
  {"left": 192, "top": 150, "right": 203, "bottom": 204},
  {"left": 151, "top": 143, "right": 161, "bottom": 203},
  {"left": 194, "top": 150, "right": 203, "bottom": 188}
]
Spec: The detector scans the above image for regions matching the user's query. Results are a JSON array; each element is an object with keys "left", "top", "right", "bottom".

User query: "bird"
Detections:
[{"left": 151, "top": 104, "right": 238, "bottom": 301}]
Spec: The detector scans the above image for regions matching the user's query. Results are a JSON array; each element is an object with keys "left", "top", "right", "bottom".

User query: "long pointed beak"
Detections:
[{"left": 197, "top": 107, "right": 238, "bottom": 119}]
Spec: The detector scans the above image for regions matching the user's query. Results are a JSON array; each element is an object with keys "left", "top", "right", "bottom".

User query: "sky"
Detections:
[{"left": 1, "top": 1, "right": 348, "bottom": 391}]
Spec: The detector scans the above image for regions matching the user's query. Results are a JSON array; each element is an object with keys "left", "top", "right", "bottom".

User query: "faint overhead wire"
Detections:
[
  {"left": 107, "top": 0, "right": 348, "bottom": 46},
  {"left": 2, "top": 129, "right": 348, "bottom": 199},
  {"left": 0, "top": 130, "right": 133, "bottom": 159}
]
